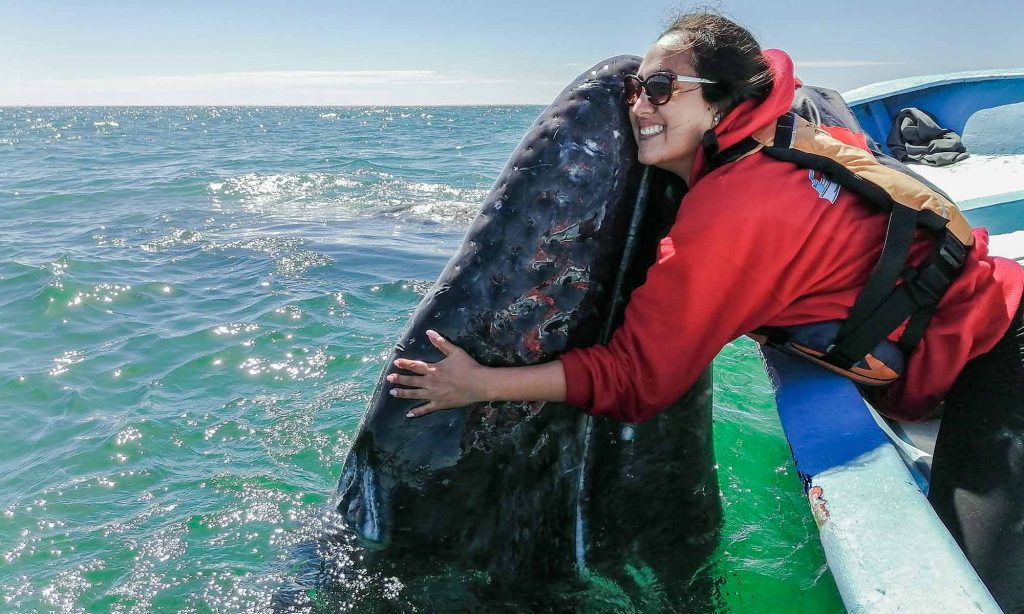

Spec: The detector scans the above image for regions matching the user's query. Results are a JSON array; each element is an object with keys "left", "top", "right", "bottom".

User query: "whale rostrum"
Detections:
[{"left": 332, "top": 56, "right": 721, "bottom": 599}]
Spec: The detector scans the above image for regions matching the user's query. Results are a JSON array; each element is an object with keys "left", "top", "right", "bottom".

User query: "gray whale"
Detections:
[{"left": 331, "top": 56, "right": 721, "bottom": 598}]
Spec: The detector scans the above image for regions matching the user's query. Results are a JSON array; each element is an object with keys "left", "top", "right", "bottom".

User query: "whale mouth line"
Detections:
[{"left": 339, "top": 450, "right": 389, "bottom": 547}]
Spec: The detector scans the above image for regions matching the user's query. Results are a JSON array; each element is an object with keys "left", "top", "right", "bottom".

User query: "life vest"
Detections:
[{"left": 702, "top": 112, "right": 973, "bottom": 386}]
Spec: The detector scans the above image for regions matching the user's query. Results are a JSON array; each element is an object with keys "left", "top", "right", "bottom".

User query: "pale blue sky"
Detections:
[{"left": 2, "top": 0, "right": 1022, "bottom": 105}]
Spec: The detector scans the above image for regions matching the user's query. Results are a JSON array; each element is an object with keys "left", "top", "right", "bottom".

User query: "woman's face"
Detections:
[{"left": 629, "top": 33, "right": 718, "bottom": 182}]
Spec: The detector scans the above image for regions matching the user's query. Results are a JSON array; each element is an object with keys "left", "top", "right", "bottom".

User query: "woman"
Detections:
[{"left": 387, "top": 11, "right": 1024, "bottom": 609}]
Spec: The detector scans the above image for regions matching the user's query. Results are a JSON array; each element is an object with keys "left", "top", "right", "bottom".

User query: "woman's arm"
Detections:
[{"left": 386, "top": 329, "right": 567, "bottom": 418}]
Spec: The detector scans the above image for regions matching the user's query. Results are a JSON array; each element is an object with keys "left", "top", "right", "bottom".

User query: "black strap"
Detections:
[
  {"left": 824, "top": 205, "right": 918, "bottom": 367},
  {"left": 701, "top": 130, "right": 760, "bottom": 173},
  {"left": 825, "top": 230, "right": 966, "bottom": 367},
  {"left": 824, "top": 278, "right": 920, "bottom": 369},
  {"left": 774, "top": 112, "right": 797, "bottom": 148},
  {"left": 898, "top": 306, "right": 936, "bottom": 355},
  {"left": 704, "top": 113, "right": 793, "bottom": 173},
  {"left": 751, "top": 326, "right": 789, "bottom": 346},
  {"left": 701, "top": 129, "right": 720, "bottom": 164},
  {"left": 897, "top": 232, "right": 967, "bottom": 353}
]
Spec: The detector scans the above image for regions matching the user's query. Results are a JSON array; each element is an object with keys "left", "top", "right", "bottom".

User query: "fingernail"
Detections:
[
  {"left": 386, "top": 374, "right": 394, "bottom": 382},
  {"left": 426, "top": 329, "right": 439, "bottom": 339},
  {"left": 389, "top": 389, "right": 397, "bottom": 396},
  {"left": 406, "top": 411, "right": 416, "bottom": 418}
]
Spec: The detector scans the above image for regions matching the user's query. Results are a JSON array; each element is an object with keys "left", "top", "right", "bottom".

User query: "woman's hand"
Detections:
[{"left": 386, "top": 330, "right": 490, "bottom": 418}]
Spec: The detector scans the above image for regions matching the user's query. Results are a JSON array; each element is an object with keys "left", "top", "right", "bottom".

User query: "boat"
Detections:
[{"left": 764, "top": 70, "right": 1024, "bottom": 613}]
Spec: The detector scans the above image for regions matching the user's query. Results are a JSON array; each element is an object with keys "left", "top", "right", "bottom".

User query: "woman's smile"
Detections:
[
  {"left": 638, "top": 123, "right": 666, "bottom": 138},
  {"left": 628, "top": 32, "right": 718, "bottom": 181}
]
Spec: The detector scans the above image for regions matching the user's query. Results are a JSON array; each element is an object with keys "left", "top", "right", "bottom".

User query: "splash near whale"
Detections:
[{"left": 304, "top": 57, "right": 721, "bottom": 608}]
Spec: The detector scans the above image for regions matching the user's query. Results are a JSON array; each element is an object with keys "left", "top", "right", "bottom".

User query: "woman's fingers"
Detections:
[
  {"left": 389, "top": 386, "right": 429, "bottom": 400},
  {"left": 392, "top": 332, "right": 461, "bottom": 372},
  {"left": 385, "top": 331, "right": 483, "bottom": 418},
  {"left": 425, "top": 330, "right": 452, "bottom": 356},
  {"left": 393, "top": 358, "right": 430, "bottom": 374},
  {"left": 386, "top": 373, "right": 423, "bottom": 387},
  {"left": 406, "top": 402, "right": 439, "bottom": 418}
]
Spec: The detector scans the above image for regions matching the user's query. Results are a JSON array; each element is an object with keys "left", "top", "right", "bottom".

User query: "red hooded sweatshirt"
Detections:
[{"left": 559, "top": 49, "right": 1024, "bottom": 423}]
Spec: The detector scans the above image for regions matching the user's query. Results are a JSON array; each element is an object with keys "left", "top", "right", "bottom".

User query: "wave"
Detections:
[
  {"left": 208, "top": 170, "right": 487, "bottom": 225},
  {"left": 213, "top": 235, "right": 334, "bottom": 276}
]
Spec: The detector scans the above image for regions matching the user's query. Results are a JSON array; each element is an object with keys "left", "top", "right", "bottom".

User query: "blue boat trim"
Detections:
[
  {"left": 763, "top": 348, "right": 888, "bottom": 479},
  {"left": 844, "top": 69, "right": 1024, "bottom": 106},
  {"left": 845, "top": 69, "right": 1024, "bottom": 154},
  {"left": 762, "top": 347, "right": 1001, "bottom": 612}
]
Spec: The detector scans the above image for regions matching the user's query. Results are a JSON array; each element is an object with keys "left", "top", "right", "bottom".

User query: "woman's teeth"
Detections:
[{"left": 640, "top": 125, "right": 665, "bottom": 137}]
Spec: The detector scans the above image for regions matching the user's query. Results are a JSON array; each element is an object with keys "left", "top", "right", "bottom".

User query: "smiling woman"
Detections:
[
  {"left": 386, "top": 8, "right": 1024, "bottom": 610},
  {"left": 625, "top": 14, "right": 773, "bottom": 179},
  {"left": 3, "top": 2, "right": 1021, "bottom": 611}
]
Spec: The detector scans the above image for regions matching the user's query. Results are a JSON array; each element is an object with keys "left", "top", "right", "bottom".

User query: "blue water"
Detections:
[{"left": 0, "top": 107, "right": 841, "bottom": 611}]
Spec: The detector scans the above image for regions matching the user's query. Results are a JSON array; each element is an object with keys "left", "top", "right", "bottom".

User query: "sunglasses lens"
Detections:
[
  {"left": 645, "top": 75, "right": 674, "bottom": 105},
  {"left": 623, "top": 76, "right": 642, "bottom": 105}
]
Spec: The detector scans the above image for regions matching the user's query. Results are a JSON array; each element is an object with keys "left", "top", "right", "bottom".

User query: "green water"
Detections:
[{"left": 0, "top": 106, "right": 843, "bottom": 611}]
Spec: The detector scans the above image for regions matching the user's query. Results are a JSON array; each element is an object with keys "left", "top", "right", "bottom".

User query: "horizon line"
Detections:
[{"left": 0, "top": 103, "right": 553, "bottom": 109}]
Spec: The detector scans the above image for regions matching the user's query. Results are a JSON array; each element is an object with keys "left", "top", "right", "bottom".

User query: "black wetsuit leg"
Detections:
[{"left": 929, "top": 295, "right": 1024, "bottom": 612}]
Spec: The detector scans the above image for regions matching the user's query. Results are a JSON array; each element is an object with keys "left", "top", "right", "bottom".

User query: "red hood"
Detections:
[{"left": 689, "top": 48, "right": 798, "bottom": 186}]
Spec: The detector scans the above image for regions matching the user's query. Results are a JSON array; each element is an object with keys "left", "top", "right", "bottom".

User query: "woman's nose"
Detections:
[{"left": 630, "top": 94, "right": 655, "bottom": 116}]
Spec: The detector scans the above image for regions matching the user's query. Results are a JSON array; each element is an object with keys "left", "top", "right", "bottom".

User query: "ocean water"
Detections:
[{"left": 0, "top": 106, "right": 843, "bottom": 612}]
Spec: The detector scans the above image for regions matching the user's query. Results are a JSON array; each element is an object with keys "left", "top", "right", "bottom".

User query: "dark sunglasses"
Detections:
[{"left": 623, "top": 72, "right": 717, "bottom": 106}]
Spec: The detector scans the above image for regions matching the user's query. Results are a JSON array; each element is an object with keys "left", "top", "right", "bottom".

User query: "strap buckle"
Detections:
[
  {"left": 937, "top": 233, "right": 967, "bottom": 271},
  {"left": 823, "top": 343, "right": 859, "bottom": 370}
]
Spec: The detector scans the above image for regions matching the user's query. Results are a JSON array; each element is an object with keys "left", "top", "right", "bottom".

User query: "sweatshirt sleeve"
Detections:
[{"left": 559, "top": 170, "right": 813, "bottom": 422}]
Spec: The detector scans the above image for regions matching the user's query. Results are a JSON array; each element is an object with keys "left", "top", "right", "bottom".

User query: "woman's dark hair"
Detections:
[{"left": 659, "top": 11, "right": 773, "bottom": 114}]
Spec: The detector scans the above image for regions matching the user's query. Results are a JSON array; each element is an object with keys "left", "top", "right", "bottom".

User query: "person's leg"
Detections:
[{"left": 929, "top": 300, "right": 1024, "bottom": 611}]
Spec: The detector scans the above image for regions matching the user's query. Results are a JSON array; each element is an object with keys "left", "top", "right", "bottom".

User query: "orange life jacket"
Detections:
[{"left": 703, "top": 112, "right": 972, "bottom": 386}]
